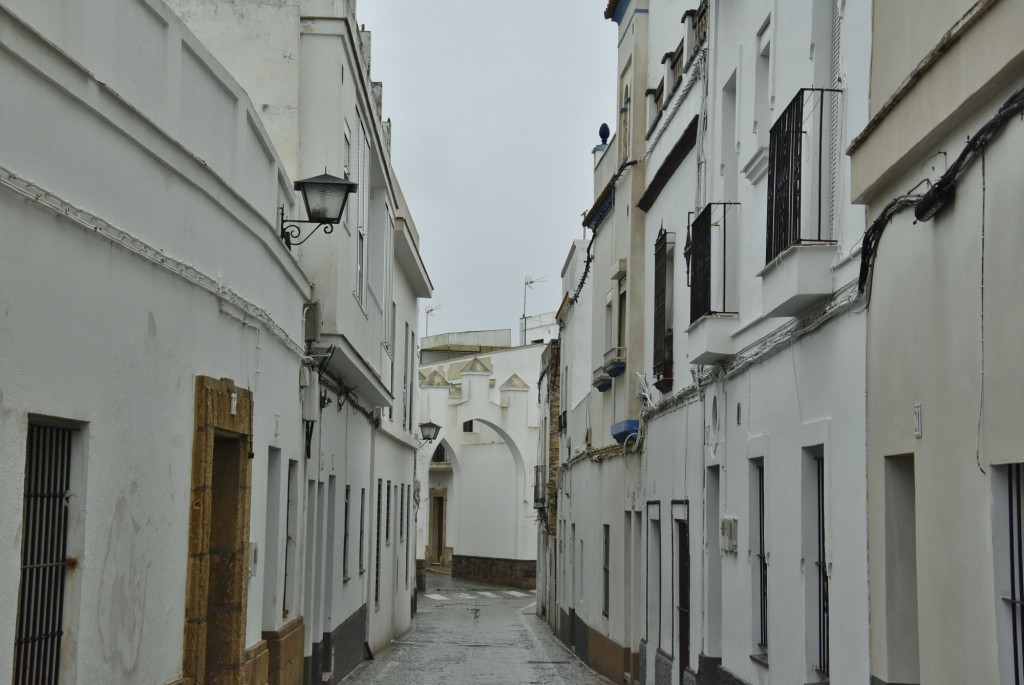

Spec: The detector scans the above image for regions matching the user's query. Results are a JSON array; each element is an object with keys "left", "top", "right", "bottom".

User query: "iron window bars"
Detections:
[
  {"left": 653, "top": 228, "right": 673, "bottom": 378},
  {"left": 815, "top": 455, "right": 829, "bottom": 674},
  {"left": 1007, "top": 463, "right": 1024, "bottom": 683},
  {"left": 756, "top": 461, "right": 768, "bottom": 650},
  {"left": 15, "top": 425, "right": 73, "bottom": 685},
  {"left": 766, "top": 88, "right": 842, "bottom": 263},
  {"left": 689, "top": 203, "right": 739, "bottom": 325}
]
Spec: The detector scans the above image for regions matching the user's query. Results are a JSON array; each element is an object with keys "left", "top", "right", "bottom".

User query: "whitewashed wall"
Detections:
[{"left": 0, "top": 1, "right": 307, "bottom": 682}]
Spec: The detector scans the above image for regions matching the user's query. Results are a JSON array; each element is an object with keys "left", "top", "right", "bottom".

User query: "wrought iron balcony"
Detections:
[
  {"left": 766, "top": 88, "right": 841, "bottom": 263},
  {"left": 688, "top": 203, "right": 739, "bottom": 324}
]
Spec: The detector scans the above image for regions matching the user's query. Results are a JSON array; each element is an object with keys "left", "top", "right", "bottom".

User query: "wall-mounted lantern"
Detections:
[
  {"left": 279, "top": 172, "right": 358, "bottom": 249},
  {"left": 418, "top": 421, "right": 441, "bottom": 444}
]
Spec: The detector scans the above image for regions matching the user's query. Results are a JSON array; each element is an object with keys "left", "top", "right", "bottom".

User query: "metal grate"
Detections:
[
  {"left": 1008, "top": 464, "right": 1024, "bottom": 682},
  {"left": 766, "top": 89, "right": 842, "bottom": 263},
  {"left": 815, "top": 456, "right": 830, "bottom": 674},
  {"left": 756, "top": 462, "right": 768, "bottom": 649},
  {"left": 653, "top": 229, "right": 671, "bottom": 375},
  {"left": 678, "top": 520, "right": 690, "bottom": 670},
  {"left": 767, "top": 92, "right": 804, "bottom": 262},
  {"left": 15, "top": 424, "right": 73, "bottom": 685},
  {"left": 689, "top": 206, "right": 712, "bottom": 324}
]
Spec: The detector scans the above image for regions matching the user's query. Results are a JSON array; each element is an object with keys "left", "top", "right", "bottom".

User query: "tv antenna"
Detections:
[{"left": 424, "top": 304, "right": 442, "bottom": 337}]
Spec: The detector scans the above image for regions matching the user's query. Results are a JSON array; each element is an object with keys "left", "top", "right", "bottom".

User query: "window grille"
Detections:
[
  {"left": 374, "top": 479, "right": 382, "bottom": 604},
  {"left": 678, "top": 520, "right": 690, "bottom": 669},
  {"left": 653, "top": 228, "right": 672, "bottom": 376},
  {"left": 404, "top": 488, "right": 411, "bottom": 587},
  {"left": 343, "top": 485, "right": 351, "bottom": 578},
  {"left": 815, "top": 456, "right": 829, "bottom": 673},
  {"left": 688, "top": 204, "right": 737, "bottom": 324},
  {"left": 15, "top": 424, "right": 73, "bottom": 685},
  {"left": 603, "top": 525, "right": 610, "bottom": 617},
  {"left": 1007, "top": 463, "right": 1024, "bottom": 682},
  {"left": 766, "top": 88, "right": 841, "bottom": 263},
  {"left": 386, "top": 480, "right": 392, "bottom": 543},
  {"left": 756, "top": 462, "right": 768, "bottom": 649},
  {"left": 359, "top": 488, "right": 366, "bottom": 573}
]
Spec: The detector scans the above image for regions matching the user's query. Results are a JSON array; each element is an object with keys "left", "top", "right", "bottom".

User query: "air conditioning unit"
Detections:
[{"left": 720, "top": 516, "right": 738, "bottom": 553}]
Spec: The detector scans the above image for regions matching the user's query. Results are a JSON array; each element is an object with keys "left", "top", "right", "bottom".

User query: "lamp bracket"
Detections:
[{"left": 279, "top": 207, "right": 336, "bottom": 250}]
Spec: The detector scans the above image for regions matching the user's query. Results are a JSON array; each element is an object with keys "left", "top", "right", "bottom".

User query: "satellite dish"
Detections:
[{"left": 599, "top": 123, "right": 610, "bottom": 145}]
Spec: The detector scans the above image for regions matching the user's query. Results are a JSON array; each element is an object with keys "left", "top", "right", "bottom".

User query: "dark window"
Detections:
[
  {"left": 463, "top": 420, "right": 473, "bottom": 433},
  {"left": 1006, "top": 464, "right": 1024, "bottom": 682},
  {"left": 386, "top": 480, "right": 392, "bottom": 544},
  {"left": 359, "top": 488, "right": 366, "bottom": 573},
  {"left": 689, "top": 206, "right": 712, "bottom": 324},
  {"left": 15, "top": 424, "right": 73, "bottom": 685},
  {"left": 603, "top": 525, "right": 611, "bottom": 617},
  {"left": 755, "top": 461, "right": 768, "bottom": 649},
  {"left": 653, "top": 229, "right": 675, "bottom": 382},
  {"left": 678, "top": 520, "right": 690, "bottom": 669},
  {"left": 375, "top": 479, "right": 382, "bottom": 605},
  {"left": 814, "top": 455, "right": 829, "bottom": 674},
  {"left": 431, "top": 444, "right": 448, "bottom": 463},
  {"left": 343, "top": 485, "right": 351, "bottom": 579}
]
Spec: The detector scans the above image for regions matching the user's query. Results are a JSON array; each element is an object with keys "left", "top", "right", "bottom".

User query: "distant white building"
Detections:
[{"left": 416, "top": 331, "right": 545, "bottom": 589}]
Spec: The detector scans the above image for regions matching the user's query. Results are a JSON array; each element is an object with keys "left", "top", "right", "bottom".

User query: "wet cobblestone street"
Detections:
[{"left": 342, "top": 573, "right": 609, "bottom": 684}]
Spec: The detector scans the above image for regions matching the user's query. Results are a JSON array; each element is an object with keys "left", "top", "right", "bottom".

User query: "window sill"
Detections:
[
  {"left": 343, "top": 575, "right": 351, "bottom": 583},
  {"left": 749, "top": 652, "right": 769, "bottom": 668}
]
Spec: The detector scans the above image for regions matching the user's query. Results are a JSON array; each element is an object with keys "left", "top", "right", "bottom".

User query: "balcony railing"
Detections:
[
  {"left": 592, "top": 366, "right": 612, "bottom": 393},
  {"left": 689, "top": 203, "right": 739, "bottom": 324},
  {"left": 766, "top": 88, "right": 841, "bottom": 263},
  {"left": 603, "top": 347, "right": 626, "bottom": 377}
]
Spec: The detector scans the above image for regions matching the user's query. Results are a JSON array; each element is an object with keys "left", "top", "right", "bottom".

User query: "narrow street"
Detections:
[{"left": 342, "top": 573, "right": 608, "bottom": 685}]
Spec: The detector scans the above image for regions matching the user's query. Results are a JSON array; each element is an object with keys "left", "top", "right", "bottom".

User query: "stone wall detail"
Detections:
[{"left": 451, "top": 555, "right": 536, "bottom": 589}]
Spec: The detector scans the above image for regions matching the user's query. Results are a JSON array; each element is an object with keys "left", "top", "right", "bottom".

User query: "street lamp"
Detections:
[
  {"left": 418, "top": 421, "right": 441, "bottom": 444},
  {"left": 279, "top": 171, "right": 358, "bottom": 249}
]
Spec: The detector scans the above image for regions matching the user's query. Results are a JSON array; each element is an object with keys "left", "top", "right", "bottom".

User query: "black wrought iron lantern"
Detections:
[
  {"left": 418, "top": 421, "right": 441, "bottom": 443},
  {"left": 279, "top": 172, "right": 358, "bottom": 249}
]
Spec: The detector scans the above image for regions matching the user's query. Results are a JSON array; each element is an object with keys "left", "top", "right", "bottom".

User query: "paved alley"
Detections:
[{"left": 341, "top": 573, "right": 609, "bottom": 684}]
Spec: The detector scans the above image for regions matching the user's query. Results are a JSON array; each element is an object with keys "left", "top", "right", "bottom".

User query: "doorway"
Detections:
[{"left": 429, "top": 492, "right": 446, "bottom": 565}]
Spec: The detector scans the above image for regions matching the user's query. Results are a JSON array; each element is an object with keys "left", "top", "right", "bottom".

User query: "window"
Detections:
[
  {"left": 399, "top": 484, "right": 405, "bottom": 540},
  {"left": 431, "top": 444, "right": 448, "bottom": 463},
  {"left": 688, "top": 203, "right": 738, "bottom": 323},
  {"left": 463, "top": 420, "right": 474, "bottom": 433},
  {"left": 375, "top": 479, "right": 382, "bottom": 605},
  {"left": 753, "top": 459, "right": 768, "bottom": 652},
  {"left": 359, "top": 487, "right": 366, "bottom": 573},
  {"left": 620, "top": 85, "right": 631, "bottom": 162},
  {"left": 677, "top": 519, "right": 691, "bottom": 670},
  {"left": 15, "top": 423, "right": 76, "bottom": 683},
  {"left": 386, "top": 479, "right": 392, "bottom": 544},
  {"left": 617, "top": 289, "right": 627, "bottom": 349},
  {"left": 754, "top": 19, "right": 772, "bottom": 147},
  {"left": 384, "top": 213, "right": 395, "bottom": 352},
  {"left": 996, "top": 464, "right": 1024, "bottom": 683},
  {"left": 356, "top": 230, "right": 365, "bottom": 304},
  {"left": 284, "top": 460, "right": 298, "bottom": 616},
  {"left": 766, "top": 89, "right": 840, "bottom": 262},
  {"left": 404, "top": 487, "right": 412, "bottom": 587},
  {"left": 603, "top": 524, "right": 611, "bottom": 617},
  {"left": 804, "top": 447, "right": 828, "bottom": 674},
  {"left": 653, "top": 228, "right": 675, "bottom": 387},
  {"left": 343, "top": 485, "right": 351, "bottom": 580}
]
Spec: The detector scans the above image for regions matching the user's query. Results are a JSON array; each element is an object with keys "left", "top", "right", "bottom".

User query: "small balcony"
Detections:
[
  {"left": 612, "top": 419, "right": 640, "bottom": 445},
  {"left": 603, "top": 347, "right": 627, "bottom": 377},
  {"left": 762, "top": 88, "right": 841, "bottom": 317},
  {"left": 686, "top": 313, "right": 737, "bottom": 365},
  {"left": 592, "top": 366, "right": 613, "bottom": 393}
]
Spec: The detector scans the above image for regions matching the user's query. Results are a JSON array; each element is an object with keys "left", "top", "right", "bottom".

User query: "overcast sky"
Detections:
[{"left": 356, "top": 1, "right": 618, "bottom": 338}]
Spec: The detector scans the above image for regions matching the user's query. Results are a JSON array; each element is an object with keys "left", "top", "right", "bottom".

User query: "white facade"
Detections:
[
  {"left": 543, "top": 1, "right": 873, "bottom": 684},
  {"left": 0, "top": 0, "right": 430, "bottom": 683},
  {"left": 416, "top": 337, "right": 542, "bottom": 587},
  {"left": 851, "top": 2, "right": 1024, "bottom": 683}
]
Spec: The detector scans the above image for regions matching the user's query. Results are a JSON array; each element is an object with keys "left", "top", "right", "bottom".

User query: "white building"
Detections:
[
  {"left": 544, "top": 1, "right": 873, "bottom": 684},
  {"left": 416, "top": 332, "right": 543, "bottom": 588},
  {"left": 0, "top": 0, "right": 430, "bottom": 684},
  {"left": 849, "top": 2, "right": 1024, "bottom": 683}
]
